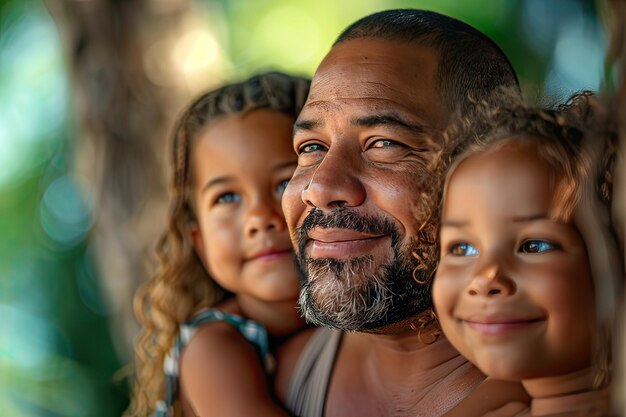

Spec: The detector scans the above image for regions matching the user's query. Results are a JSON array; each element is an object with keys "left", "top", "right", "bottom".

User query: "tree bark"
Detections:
[{"left": 46, "top": 0, "right": 195, "bottom": 361}]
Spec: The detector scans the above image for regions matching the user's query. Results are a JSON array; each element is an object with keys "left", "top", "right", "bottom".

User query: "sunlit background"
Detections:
[{"left": 0, "top": 1, "right": 608, "bottom": 416}]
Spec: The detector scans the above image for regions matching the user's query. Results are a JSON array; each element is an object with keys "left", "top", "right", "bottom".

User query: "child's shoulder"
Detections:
[
  {"left": 182, "top": 302, "right": 263, "bottom": 363},
  {"left": 178, "top": 307, "right": 282, "bottom": 416},
  {"left": 182, "top": 315, "right": 259, "bottom": 366}
]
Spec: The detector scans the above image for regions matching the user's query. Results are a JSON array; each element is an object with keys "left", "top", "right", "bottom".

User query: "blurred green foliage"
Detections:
[
  {"left": 0, "top": 0, "right": 605, "bottom": 416},
  {"left": 0, "top": 0, "right": 129, "bottom": 416}
]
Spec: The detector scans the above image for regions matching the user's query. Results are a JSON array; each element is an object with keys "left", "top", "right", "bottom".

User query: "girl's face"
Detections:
[
  {"left": 433, "top": 139, "right": 595, "bottom": 381},
  {"left": 191, "top": 108, "right": 300, "bottom": 303}
]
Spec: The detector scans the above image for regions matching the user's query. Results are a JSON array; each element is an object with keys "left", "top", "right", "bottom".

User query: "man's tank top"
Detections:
[{"left": 286, "top": 328, "right": 343, "bottom": 417}]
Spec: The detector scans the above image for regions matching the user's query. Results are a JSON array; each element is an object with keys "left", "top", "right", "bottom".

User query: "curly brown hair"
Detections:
[
  {"left": 442, "top": 90, "right": 594, "bottom": 223},
  {"left": 126, "top": 72, "right": 310, "bottom": 417},
  {"left": 437, "top": 88, "right": 618, "bottom": 389}
]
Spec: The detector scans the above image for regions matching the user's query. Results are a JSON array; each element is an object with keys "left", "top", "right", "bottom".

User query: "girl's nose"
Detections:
[
  {"left": 468, "top": 263, "right": 516, "bottom": 297},
  {"left": 245, "top": 199, "right": 286, "bottom": 238}
]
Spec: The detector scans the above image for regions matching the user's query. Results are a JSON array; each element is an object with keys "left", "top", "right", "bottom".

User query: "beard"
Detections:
[{"left": 294, "top": 207, "right": 433, "bottom": 331}]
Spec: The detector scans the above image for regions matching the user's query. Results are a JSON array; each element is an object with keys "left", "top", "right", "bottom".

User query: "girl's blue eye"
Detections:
[
  {"left": 519, "top": 240, "right": 558, "bottom": 253},
  {"left": 276, "top": 179, "right": 290, "bottom": 196},
  {"left": 449, "top": 243, "right": 478, "bottom": 257},
  {"left": 215, "top": 192, "right": 241, "bottom": 205}
]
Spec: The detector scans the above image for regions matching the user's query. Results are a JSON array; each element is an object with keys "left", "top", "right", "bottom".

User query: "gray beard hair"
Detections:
[
  {"left": 295, "top": 244, "right": 431, "bottom": 331},
  {"left": 297, "top": 256, "right": 396, "bottom": 330},
  {"left": 294, "top": 207, "right": 433, "bottom": 331}
]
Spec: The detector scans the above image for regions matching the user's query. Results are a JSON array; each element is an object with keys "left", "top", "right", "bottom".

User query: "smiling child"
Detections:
[
  {"left": 127, "top": 72, "right": 310, "bottom": 417},
  {"left": 433, "top": 95, "right": 615, "bottom": 416}
]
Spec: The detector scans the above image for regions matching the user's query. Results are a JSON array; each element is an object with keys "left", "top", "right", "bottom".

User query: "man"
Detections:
[{"left": 275, "top": 9, "right": 529, "bottom": 417}]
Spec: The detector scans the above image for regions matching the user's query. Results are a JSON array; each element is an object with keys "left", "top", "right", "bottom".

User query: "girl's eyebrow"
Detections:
[
  {"left": 442, "top": 214, "right": 557, "bottom": 227},
  {"left": 511, "top": 213, "right": 548, "bottom": 222},
  {"left": 200, "top": 176, "right": 231, "bottom": 195},
  {"left": 200, "top": 162, "right": 296, "bottom": 194},
  {"left": 440, "top": 220, "right": 468, "bottom": 228}
]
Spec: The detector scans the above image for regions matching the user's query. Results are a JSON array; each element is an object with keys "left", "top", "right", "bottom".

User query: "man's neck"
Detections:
[
  {"left": 326, "top": 328, "right": 483, "bottom": 417},
  {"left": 355, "top": 330, "right": 471, "bottom": 386}
]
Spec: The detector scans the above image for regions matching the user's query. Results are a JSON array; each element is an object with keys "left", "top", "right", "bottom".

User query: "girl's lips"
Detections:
[
  {"left": 248, "top": 249, "right": 293, "bottom": 262},
  {"left": 463, "top": 317, "right": 545, "bottom": 335}
]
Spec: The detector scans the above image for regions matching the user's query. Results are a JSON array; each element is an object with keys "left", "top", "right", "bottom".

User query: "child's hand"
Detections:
[{"left": 483, "top": 401, "right": 530, "bottom": 417}]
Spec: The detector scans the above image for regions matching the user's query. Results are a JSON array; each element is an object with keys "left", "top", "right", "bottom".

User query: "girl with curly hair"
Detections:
[
  {"left": 127, "top": 72, "right": 310, "bottom": 417},
  {"left": 433, "top": 92, "right": 621, "bottom": 416}
]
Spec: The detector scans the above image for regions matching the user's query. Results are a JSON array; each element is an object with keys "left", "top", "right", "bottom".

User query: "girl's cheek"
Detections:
[{"left": 433, "top": 267, "right": 465, "bottom": 309}]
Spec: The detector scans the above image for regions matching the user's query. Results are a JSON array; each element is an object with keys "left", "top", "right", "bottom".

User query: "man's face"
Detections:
[{"left": 282, "top": 38, "right": 448, "bottom": 331}]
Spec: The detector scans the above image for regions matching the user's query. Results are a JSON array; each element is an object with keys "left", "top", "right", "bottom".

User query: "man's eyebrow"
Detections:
[
  {"left": 294, "top": 119, "right": 323, "bottom": 134},
  {"left": 351, "top": 114, "right": 426, "bottom": 135}
]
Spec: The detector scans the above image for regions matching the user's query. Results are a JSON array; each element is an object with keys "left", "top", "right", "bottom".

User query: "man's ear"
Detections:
[{"left": 189, "top": 222, "right": 208, "bottom": 267}]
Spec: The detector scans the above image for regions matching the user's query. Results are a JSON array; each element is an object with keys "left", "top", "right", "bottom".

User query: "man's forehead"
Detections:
[
  {"left": 320, "top": 37, "right": 438, "bottom": 66},
  {"left": 309, "top": 39, "right": 439, "bottom": 97},
  {"left": 300, "top": 38, "right": 444, "bottom": 128},
  {"left": 317, "top": 39, "right": 437, "bottom": 77}
]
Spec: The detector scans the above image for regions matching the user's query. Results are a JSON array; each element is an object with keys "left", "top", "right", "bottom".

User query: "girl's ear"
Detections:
[{"left": 189, "top": 222, "right": 208, "bottom": 267}]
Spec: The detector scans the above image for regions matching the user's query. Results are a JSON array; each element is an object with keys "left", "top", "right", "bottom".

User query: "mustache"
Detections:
[{"left": 296, "top": 207, "right": 400, "bottom": 253}]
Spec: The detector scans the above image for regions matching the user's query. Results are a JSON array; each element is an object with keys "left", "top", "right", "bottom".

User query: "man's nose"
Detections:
[
  {"left": 245, "top": 198, "right": 285, "bottom": 238},
  {"left": 301, "top": 149, "right": 366, "bottom": 210},
  {"left": 468, "top": 258, "right": 516, "bottom": 298}
]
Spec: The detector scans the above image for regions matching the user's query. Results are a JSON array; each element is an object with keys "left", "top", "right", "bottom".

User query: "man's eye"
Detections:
[
  {"left": 276, "top": 179, "right": 290, "bottom": 196},
  {"left": 519, "top": 240, "right": 558, "bottom": 253},
  {"left": 215, "top": 192, "right": 241, "bottom": 205},
  {"left": 448, "top": 243, "right": 478, "bottom": 257},
  {"left": 298, "top": 143, "right": 325, "bottom": 154},
  {"left": 370, "top": 139, "right": 398, "bottom": 148}
]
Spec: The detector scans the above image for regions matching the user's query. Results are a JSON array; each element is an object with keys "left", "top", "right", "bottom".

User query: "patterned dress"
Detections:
[{"left": 152, "top": 308, "right": 272, "bottom": 417}]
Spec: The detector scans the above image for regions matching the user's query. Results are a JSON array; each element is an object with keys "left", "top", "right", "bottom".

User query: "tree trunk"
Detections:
[{"left": 46, "top": 0, "right": 196, "bottom": 362}]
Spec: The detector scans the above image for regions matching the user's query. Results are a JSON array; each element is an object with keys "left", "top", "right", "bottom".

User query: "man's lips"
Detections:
[{"left": 306, "top": 228, "right": 387, "bottom": 259}]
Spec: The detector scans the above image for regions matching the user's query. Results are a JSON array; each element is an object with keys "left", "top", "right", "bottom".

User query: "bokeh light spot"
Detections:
[
  {"left": 39, "top": 175, "right": 93, "bottom": 249},
  {"left": 252, "top": 4, "right": 322, "bottom": 71},
  {"left": 0, "top": 8, "right": 68, "bottom": 189}
]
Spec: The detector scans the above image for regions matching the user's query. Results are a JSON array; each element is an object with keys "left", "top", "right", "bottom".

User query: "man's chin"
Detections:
[
  {"left": 298, "top": 285, "right": 429, "bottom": 332},
  {"left": 296, "top": 266, "right": 433, "bottom": 332},
  {"left": 294, "top": 234, "right": 435, "bottom": 332},
  {"left": 298, "top": 287, "right": 391, "bottom": 331}
]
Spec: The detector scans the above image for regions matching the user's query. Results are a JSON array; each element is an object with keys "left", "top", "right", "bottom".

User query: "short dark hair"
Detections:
[{"left": 335, "top": 9, "right": 519, "bottom": 113}]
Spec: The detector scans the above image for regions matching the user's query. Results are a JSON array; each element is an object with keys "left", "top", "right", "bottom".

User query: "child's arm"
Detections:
[
  {"left": 442, "top": 378, "right": 530, "bottom": 417},
  {"left": 482, "top": 403, "right": 531, "bottom": 417},
  {"left": 179, "top": 322, "right": 289, "bottom": 417}
]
